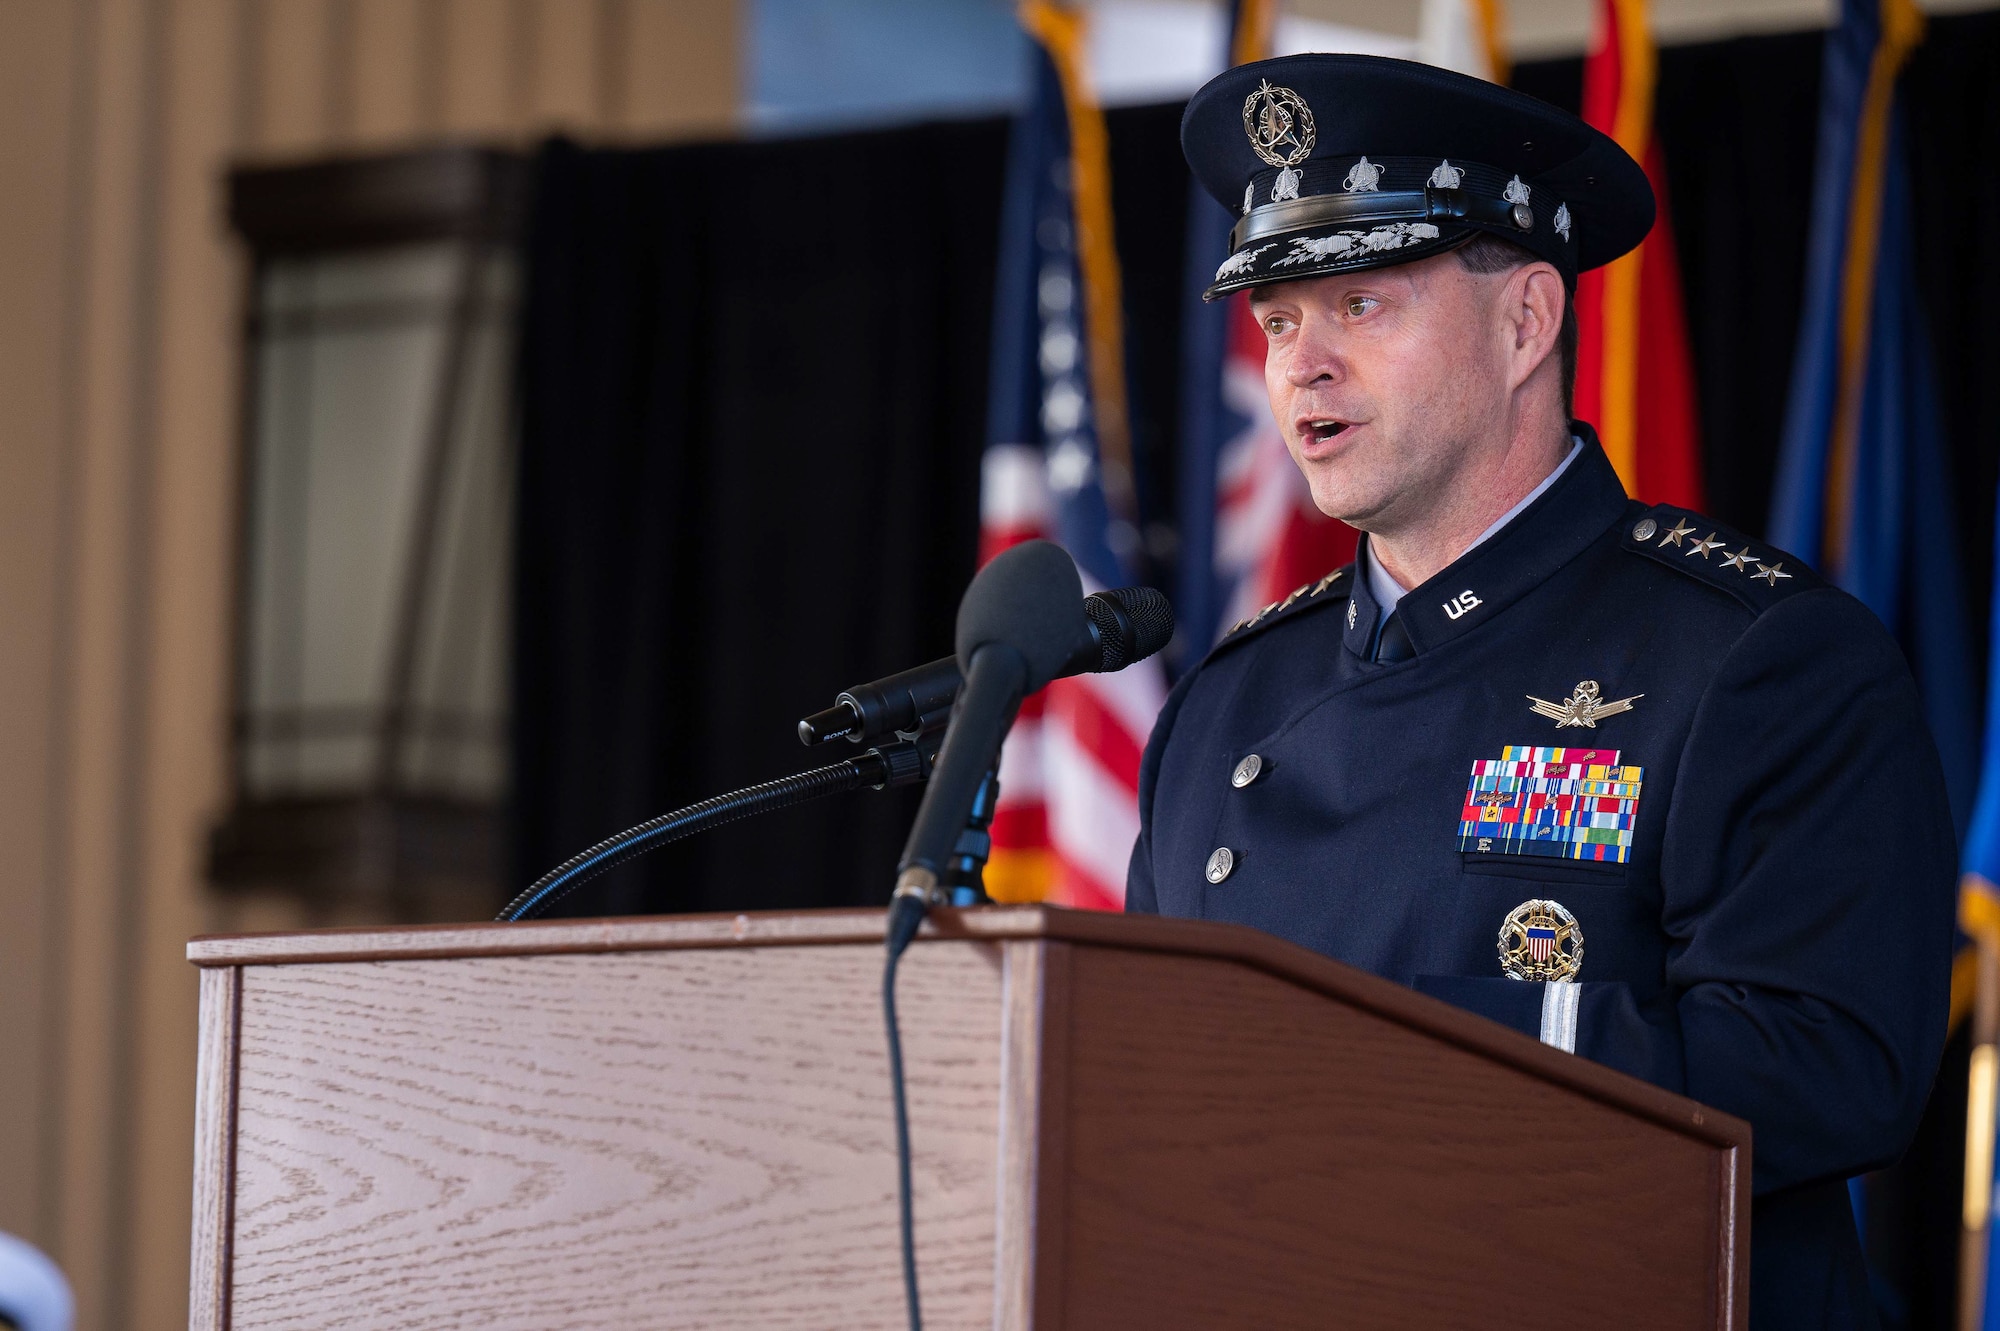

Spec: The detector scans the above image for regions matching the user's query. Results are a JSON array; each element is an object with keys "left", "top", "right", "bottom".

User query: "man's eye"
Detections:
[
  {"left": 1263, "top": 315, "right": 1293, "bottom": 336},
  {"left": 1345, "top": 297, "right": 1375, "bottom": 317}
]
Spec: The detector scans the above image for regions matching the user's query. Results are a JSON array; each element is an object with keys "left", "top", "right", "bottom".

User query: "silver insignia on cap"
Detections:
[
  {"left": 1343, "top": 156, "right": 1383, "bottom": 192},
  {"left": 1243, "top": 182, "right": 1254, "bottom": 216},
  {"left": 1503, "top": 175, "right": 1532, "bottom": 206},
  {"left": 1427, "top": 160, "right": 1463, "bottom": 189},
  {"left": 1214, "top": 243, "right": 1274, "bottom": 283},
  {"left": 1269, "top": 222, "right": 1440, "bottom": 268},
  {"left": 1242, "top": 80, "right": 1315, "bottom": 170},
  {"left": 1554, "top": 202, "right": 1573, "bottom": 241},
  {"left": 1273, "top": 166, "right": 1301, "bottom": 201}
]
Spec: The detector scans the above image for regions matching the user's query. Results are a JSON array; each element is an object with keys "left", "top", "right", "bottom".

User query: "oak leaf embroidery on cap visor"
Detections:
[
  {"left": 1215, "top": 243, "right": 1276, "bottom": 282},
  {"left": 1269, "top": 223, "right": 1440, "bottom": 268}
]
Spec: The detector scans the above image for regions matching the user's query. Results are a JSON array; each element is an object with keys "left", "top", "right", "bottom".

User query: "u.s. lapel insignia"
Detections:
[
  {"left": 1527, "top": 679, "right": 1641, "bottom": 728},
  {"left": 1499, "top": 899, "right": 1583, "bottom": 981}
]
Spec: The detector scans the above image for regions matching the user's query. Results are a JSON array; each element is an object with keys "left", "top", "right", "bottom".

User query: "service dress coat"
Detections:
[{"left": 1127, "top": 435, "right": 1955, "bottom": 1329}]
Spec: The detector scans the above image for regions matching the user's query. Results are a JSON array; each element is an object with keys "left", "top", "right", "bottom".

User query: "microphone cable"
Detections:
[{"left": 883, "top": 888, "right": 930, "bottom": 1331}]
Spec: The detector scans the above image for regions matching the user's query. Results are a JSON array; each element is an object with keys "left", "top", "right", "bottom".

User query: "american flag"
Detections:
[
  {"left": 1526, "top": 926, "right": 1558, "bottom": 964},
  {"left": 978, "top": 5, "right": 1165, "bottom": 911}
]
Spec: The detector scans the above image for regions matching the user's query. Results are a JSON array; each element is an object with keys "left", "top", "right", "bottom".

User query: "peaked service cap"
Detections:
[{"left": 1183, "top": 54, "right": 1654, "bottom": 299}]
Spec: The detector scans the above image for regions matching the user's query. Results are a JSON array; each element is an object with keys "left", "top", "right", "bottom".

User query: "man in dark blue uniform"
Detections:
[{"left": 1129, "top": 54, "right": 1955, "bottom": 1329}]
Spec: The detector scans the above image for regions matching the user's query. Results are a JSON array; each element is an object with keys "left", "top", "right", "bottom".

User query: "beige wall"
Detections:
[{"left": 0, "top": 3, "right": 736, "bottom": 1327}]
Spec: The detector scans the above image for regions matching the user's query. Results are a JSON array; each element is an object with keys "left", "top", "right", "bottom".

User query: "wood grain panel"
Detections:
[
  {"left": 1056, "top": 947, "right": 1734, "bottom": 1330},
  {"left": 992, "top": 939, "right": 1067, "bottom": 1331},
  {"left": 189, "top": 966, "right": 240, "bottom": 1331},
  {"left": 227, "top": 940, "right": 1003, "bottom": 1328}
]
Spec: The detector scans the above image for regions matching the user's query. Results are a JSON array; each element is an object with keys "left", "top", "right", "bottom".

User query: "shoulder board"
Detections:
[
  {"left": 1620, "top": 505, "right": 1823, "bottom": 612},
  {"left": 1213, "top": 564, "right": 1353, "bottom": 652}
]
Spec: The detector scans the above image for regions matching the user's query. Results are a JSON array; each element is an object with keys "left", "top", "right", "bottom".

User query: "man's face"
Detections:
[{"left": 1248, "top": 252, "right": 1522, "bottom": 534}]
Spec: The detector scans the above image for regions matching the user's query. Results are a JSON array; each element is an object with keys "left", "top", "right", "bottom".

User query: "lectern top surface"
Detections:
[{"left": 188, "top": 904, "right": 1746, "bottom": 1153}]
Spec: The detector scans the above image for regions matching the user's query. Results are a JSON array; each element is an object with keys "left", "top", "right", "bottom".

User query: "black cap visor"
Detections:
[{"left": 1208, "top": 185, "right": 1534, "bottom": 299}]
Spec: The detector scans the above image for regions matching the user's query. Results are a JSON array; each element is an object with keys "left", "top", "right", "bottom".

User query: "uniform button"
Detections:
[
  {"left": 1632, "top": 518, "right": 1657, "bottom": 541},
  {"left": 1205, "top": 847, "right": 1236, "bottom": 883},
  {"left": 1231, "top": 754, "right": 1264, "bottom": 787}
]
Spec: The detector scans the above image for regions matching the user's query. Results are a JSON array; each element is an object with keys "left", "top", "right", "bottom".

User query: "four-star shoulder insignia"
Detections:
[
  {"left": 1658, "top": 518, "right": 1697, "bottom": 548},
  {"left": 1752, "top": 562, "right": 1793, "bottom": 586},
  {"left": 1220, "top": 566, "right": 1351, "bottom": 643},
  {"left": 1622, "top": 506, "right": 1820, "bottom": 612}
]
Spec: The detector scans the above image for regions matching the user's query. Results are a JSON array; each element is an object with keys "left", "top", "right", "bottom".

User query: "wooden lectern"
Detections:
[{"left": 187, "top": 906, "right": 1747, "bottom": 1329}]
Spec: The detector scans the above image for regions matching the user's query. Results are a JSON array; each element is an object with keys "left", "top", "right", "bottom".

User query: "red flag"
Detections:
[{"left": 1572, "top": 0, "right": 1704, "bottom": 508}]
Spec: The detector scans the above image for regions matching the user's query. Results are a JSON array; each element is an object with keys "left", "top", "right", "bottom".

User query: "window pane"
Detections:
[{"left": 239, "top": 241, "right": 514, "bottom": 802}]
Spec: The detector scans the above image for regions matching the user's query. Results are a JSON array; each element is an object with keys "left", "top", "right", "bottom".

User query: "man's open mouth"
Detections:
[{"left": 1305, "top": 419, "right": 1349, "bottom": 443}]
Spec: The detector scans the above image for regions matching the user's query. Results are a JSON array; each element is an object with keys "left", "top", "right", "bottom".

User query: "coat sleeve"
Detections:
[
  {"left": 1653, "top": 588, "right": 1955, "bottom": 1192},
  {"left": 1434, "top": 589, "right": 1956, "bottom": 1194}
]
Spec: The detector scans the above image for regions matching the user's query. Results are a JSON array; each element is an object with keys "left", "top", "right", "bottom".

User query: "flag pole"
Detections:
[{"left": 1963, "top": 885, "right": 2000, "bottom": 1331}]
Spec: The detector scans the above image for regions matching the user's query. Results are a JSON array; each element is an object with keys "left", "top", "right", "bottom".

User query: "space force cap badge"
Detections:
[{"left": 1243, "top": 80, "right": 1316, "bottom": 202}]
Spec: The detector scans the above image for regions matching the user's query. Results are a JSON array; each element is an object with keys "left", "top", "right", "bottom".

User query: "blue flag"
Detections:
[
  {"left": 1770, "top": 0, "right": 1982, "bottom": 1318},
  {"left": 1768, "top": 0, "right": 1976, "bottom": 830}
]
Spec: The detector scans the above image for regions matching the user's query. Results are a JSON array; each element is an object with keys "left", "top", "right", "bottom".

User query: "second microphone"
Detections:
[{"left": 798, "top": 586, "right": 1174, "bottom": 748}]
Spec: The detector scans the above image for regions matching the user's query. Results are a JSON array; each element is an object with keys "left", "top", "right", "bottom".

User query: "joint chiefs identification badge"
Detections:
[{"left": 1498, "top": 899, "right": 1583, "bottom": 982}]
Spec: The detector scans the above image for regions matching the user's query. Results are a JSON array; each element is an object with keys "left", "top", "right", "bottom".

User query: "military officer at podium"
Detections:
[{"left": 1128, "top": 54, "right": 1955, "bottom": 1329}]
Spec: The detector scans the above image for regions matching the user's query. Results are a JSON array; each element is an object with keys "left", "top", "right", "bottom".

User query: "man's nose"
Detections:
[{"left": 1284, "top": 317, "right": 1346, "bottom": 388}]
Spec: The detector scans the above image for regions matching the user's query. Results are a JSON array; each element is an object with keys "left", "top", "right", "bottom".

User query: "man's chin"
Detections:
[{"left": 1300, "top": 475, "right": 1390, "bottom": 530}]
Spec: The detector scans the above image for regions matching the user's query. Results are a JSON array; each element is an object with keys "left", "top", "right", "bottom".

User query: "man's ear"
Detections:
[{"left": 1507, "top": 263, "right": 1567, "bottom": 388}]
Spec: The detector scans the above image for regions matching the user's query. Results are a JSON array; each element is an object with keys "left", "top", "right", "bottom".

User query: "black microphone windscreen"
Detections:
[
  {"left": 1088, "top": 587, "right": 1175, "bottom": 671},
  {"left": 955, "top": 540, "right": 1093, "bottom": 692}
]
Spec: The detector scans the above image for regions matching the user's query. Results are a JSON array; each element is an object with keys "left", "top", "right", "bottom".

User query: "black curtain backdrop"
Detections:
[
  {"left": 512, "top": 125, "right": 1006, "bottom": 917},
  {"left": 514, "top": 23, "right": 1999, "bottom": 1322}
]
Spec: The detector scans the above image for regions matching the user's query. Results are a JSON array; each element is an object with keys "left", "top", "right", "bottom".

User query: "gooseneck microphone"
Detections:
[
  {"left": 797, "top": 584, "right": 1174, "bottom": 747},
  {"left": 881, "top": 540, "right": 1108, "bottom": 1331}
]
